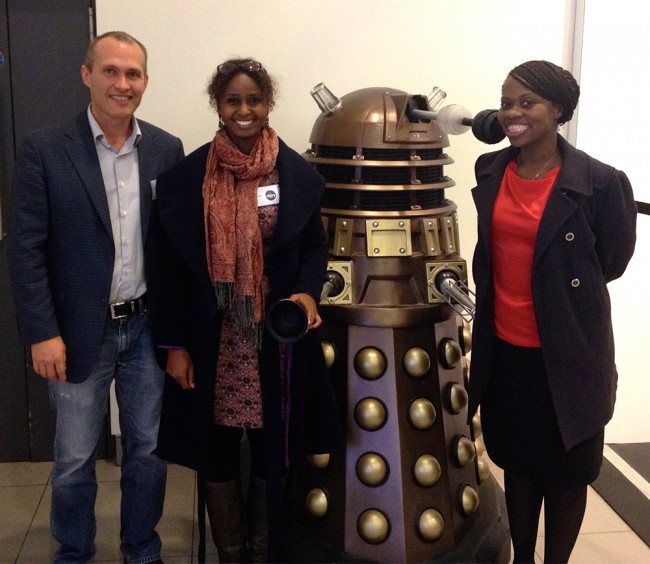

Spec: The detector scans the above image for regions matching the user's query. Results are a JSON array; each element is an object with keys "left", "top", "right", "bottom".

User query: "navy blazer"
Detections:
[
  {"left": 8, "top": 111, "right": 184, "bottom": 383},
  {"left": 468, "top": 135, "right": 637, "bottom": 450}
]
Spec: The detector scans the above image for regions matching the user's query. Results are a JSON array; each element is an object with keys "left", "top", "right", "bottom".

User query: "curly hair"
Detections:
[
  {"left": 508, "top": 60, "right": 580, "bottom": 125},
  {"left": 207, "top": 58, "right": 277, "bottom": 112}
]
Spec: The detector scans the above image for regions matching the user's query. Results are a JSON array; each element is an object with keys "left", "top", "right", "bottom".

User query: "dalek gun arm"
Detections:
[
  {"left": 435, "top": 269, "right": 476, "bottom": 321},
  {"left": 320, "top": 269, "right": 346, "bottom": 301}
]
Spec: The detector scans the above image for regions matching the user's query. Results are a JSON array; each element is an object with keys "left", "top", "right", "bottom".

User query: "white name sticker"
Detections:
[{"left": 258, "top": 184, "right": 280, "bottom": 206}]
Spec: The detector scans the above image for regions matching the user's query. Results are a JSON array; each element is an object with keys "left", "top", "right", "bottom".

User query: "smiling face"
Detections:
[
  {"left": 497, "top": 75, "right": 562, "bottom": 151},
  {"left": 217, "top": 72, "right": 269, "bottom": 154},
  {"left": 81, "top": 36, "right": 148, "bottom": 130}
]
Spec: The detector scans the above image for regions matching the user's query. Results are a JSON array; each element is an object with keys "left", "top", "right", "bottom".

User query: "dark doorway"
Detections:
[{"left": 0, "top": 0, "right": 107, "bottom": 462}]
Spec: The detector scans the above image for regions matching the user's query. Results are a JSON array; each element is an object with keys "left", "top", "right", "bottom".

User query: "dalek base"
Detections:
[{"left": 279, "top": 474, "right": 510, "bottom": 563}]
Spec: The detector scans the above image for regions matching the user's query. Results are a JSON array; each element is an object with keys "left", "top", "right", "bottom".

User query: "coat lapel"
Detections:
[
  {"left": 472, "top": 181, "right": 499, "bottom": 257},
  {"left": 471, "top": 149, "right": 514, "bottom": 261},
  {"left": 137, "top": 123, "right": 155, "bottom": 239},
  {"left": 157, "top": 146, "right": 211, "bottom": 285},
  {"left": 534, "top": 137, "right": 591, "bottom": 262},
  {"left": 63, "top": 113, "right": 113, "bottom": 238},
  {"left": 534, "top": 185, "right": 578, "bottom": 261}
]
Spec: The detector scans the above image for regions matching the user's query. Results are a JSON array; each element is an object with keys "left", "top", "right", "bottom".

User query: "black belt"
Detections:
[{"left": 109, "top": 294, "right": 148, "bottom": 319}]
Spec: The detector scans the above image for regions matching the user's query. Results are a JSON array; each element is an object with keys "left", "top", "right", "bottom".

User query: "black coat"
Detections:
[
  {"left": 150, "top": 139, "right": 343, "bottom": 557},
  {"left": 468, "top": 135, "right": 637, "bottom": 450}
]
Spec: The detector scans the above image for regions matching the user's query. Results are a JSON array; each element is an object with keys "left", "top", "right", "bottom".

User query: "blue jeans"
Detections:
[{"left": 48, "top": 312, "right": 166, "bottom": 563}]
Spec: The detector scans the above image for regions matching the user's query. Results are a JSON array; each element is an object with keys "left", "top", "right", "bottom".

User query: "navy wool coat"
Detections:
[
  {"left": 150, "top": 139, "right": 343, "bottom": 556},
  {"left": 8, "top": 111, "right": 184, "bottom": 383},
  {"left": 468, "top": 135, "right": 636, "bottom": 451}
]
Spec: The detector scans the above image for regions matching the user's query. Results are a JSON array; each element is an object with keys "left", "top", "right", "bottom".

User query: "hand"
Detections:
[
  {"left": 31, "top": 337, "right": 67, "bottom": 382},
  {"left": 288, "top": 292, "right": 322, "bottom": 330},
  {"left": 166, "top": 348, "right": 195, "bottom": 389}
]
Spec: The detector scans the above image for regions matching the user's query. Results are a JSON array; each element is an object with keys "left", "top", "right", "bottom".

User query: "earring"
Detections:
[
  {"left": 264, "top": 117, "right": 270, "bottom": 127},
  {"left": 218, "top": 116, "right": 224, "bottom": 128}
]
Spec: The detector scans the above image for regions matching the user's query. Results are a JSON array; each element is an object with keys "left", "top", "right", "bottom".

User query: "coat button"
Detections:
[
  {"left": 571, "top": 278, "right": 580, "bottom": 287},
  {"left": 565, "top": 232, "right": 575, "bottom": 241}
]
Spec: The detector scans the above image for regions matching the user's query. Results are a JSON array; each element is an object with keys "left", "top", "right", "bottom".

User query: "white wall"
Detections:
[
  {"left": 96, "top": 0, "right": 648, "bottom": 443},
  {"left": 577, "top": 0, "right": 650, "bottom": 443},
  {"left": 96, "top": 0, "right": 567, "bottom": 265}
]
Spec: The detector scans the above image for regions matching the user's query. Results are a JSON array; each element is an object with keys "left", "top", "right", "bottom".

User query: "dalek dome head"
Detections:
[
  {"left": 306, "top": 84, "right": 458, "bottom": 217},
  {"left": 308, "top": 85, "right": 449, "bottom": 150}
]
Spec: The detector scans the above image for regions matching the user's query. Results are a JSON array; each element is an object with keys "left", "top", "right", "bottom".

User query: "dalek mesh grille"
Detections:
[{"left": 321, "top": 187, "right": 444, "bottom": 211}]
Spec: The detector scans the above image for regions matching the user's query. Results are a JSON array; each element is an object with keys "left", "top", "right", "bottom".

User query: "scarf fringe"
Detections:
[
  {"left": 215, "top": 284, "right": 264, "bottom": 349},
  {"left": 214, "top": 281, "right": 236, "bottom": 310}
]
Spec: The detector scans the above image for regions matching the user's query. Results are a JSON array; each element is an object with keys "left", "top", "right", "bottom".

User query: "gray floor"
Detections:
[
  {"left": 1, "top": 457, "right": 649, "bottom": 563},
  {"left": 0, "top": 461, "right": 208, "bottom": 563}
]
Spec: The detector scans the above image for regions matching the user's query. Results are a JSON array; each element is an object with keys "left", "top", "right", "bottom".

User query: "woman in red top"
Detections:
[{"left": 468, "top": 61, "right": 636, "bottom": 563}]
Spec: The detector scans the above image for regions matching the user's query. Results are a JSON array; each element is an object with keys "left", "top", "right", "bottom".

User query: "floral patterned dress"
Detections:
[{"left": 213, "top": 170, "right": 280, "bottom": 428}]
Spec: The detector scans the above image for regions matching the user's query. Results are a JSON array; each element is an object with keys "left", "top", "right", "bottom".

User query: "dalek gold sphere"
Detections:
[
  {"left": 474, "top": 435, "right": 486, "bottom": 456},
  {"left": 308, "top": 453, "right": 331, "bottom": 469},
  {"left": 355, "top": 398, "right": 387, "bottom": 431},
  {"left": 455, "top": 436, "right": 476, "bottom": 467},
  {"left": 408, "top": 398, "right": 437, "bottom": 430},
  {"left": 414, "top": 454, "right": 442, "bottom": 487},
  {"left": 357, "top": 509, "right": 390, "bottom": 544},
  {"left": 439, "top": 338, "right": 462, "bottom": 369},
  {"left": 461, "top": 485, "right": 480, "bottom": 516},
  {"left": 418, "top": 508, "right": 445, "bottom": 542},
  {"left": 321, "top": 341, "right": 336, "bottom": 368},
  {"left": 305, "top": 487, "right": 329, "bottom": 518},
  {"left": 472, "top": 411, "right": 483, "bottom": 438},
  {"left": 354, "top": 347, "right": 387, "bottom": 380},
  {"left": 403, "top": 347, "right": 431, "bottom": 378},
  {"left": 477, "top": 455, "right": 491, "bottom": 483},
  {"left": 462, "top": 357, "right": 470, "bottom": 386},
  {"left": 460, "top": 322, "right": 472, "bottom": 355},
  {"left": 356, "top": 453, "right": 388, "bottom": 486},
  {"left": 447, "top": 382, "right": 468, "bottom": 414}
]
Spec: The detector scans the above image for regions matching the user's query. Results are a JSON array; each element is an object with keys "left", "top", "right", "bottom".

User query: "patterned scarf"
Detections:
[{"left": 203, "top": 127, "right": 279, "bottom": 346}]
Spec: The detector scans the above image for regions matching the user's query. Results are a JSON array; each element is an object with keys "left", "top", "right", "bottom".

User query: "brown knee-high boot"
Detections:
[
  {"left": 247, "top": 475, "right": 268, "bottom": 563},
  {"left": 205, "top": 478, "right": 248, "bottom": 563}
]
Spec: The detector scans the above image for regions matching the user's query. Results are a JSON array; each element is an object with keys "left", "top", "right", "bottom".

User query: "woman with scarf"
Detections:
[
  {"left": 151, "top": 59, "right": 342, "bottom": 562},
  {"left": 467, "top": 60, "right": 636, "bottom": 563}
]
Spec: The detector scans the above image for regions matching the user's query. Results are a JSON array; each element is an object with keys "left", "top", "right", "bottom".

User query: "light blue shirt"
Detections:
[{"left": 87, "top": 107, "right": 146, "bottom": 304}]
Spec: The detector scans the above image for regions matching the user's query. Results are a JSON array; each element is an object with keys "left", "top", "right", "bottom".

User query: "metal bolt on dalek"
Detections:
[{"left": 275, "top": 82, "right": 511, "bottom": 563}]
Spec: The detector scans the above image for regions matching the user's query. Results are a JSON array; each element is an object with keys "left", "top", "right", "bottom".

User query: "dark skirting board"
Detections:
[{"left": 592, "top": 443, "right": 650, "bottom": 547}]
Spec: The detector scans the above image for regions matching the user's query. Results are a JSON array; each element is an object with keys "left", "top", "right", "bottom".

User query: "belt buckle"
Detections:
[{"left": 110, "top": 301, "right": 127, "bottom": 320}]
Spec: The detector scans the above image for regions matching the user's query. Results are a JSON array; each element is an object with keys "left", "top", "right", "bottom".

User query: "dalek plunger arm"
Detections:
[{"left": 409, "top": 106, "right": 505, "bottom": 144}]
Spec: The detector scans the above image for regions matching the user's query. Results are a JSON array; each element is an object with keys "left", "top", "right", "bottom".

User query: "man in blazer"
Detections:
[{"left": 8, "top": 31, "right": 183, "bottom": 563}]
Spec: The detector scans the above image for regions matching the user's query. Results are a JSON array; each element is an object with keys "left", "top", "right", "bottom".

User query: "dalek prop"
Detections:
[{"left": 276, "top": 84, "right": 511, "bottom": 563}]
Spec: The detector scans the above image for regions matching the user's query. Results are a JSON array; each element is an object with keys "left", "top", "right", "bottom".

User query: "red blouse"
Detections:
[{"left": 491, "top": 160, "right": 559, "bottom": 347}]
